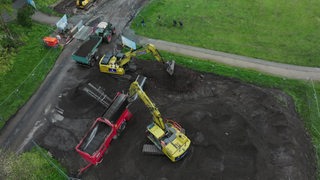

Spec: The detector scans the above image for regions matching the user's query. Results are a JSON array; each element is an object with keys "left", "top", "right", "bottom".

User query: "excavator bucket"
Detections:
[{"left": 165, "top": 60, "right": 175, "bottom": 76}]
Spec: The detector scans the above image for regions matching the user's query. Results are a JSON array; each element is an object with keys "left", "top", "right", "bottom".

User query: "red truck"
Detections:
[{"left": 75, "top": 93, "right": 132, "bottom": 174}]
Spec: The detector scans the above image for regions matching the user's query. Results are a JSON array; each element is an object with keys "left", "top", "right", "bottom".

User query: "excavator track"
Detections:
[{"left": 142, "top": 144, "right": 164, "bottom": 155}]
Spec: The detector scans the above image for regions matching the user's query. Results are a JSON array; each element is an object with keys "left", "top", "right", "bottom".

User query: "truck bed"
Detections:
[
  {"left": 74, "top": 37, "right": 101, "bottom": 57},
  {"left": 79, "top": 121, "right": 112, "bottom": 155}
]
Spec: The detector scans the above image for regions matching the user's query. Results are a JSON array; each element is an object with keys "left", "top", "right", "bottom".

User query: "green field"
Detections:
[
  {"left": 132, "top": 0, "right": 320, "bottom": 67},
  {"left": 0, "top": 147, "right": 67, "bottom": 179},
  {"left": 0, "top": 22, "right": 61, "bottom": 127}
]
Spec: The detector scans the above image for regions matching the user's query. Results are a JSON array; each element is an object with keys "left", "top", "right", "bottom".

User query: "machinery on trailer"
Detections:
[
  {"left": 72, "top": 36, "right": 102, "bottom": 66},
  {"left": 94, "top": 21, "right": 116, "bottom": 43},
  {"left": 75, "top": 93, "right": 132, "bottom": 174},
  {"left": 99, "top": 44, "right": 175, "bottom": 76},
  {"left": 76, "top": 0, "right": 95, "bottom": 9},
  {"left": 128, "top": 76, "right": 191, "bottom": 162}
]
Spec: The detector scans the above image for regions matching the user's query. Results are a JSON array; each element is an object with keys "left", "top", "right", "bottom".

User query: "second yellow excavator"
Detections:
[
  {"left": 128, "top": 76, "right": 191, "bottom": 162},
  {"left": 99, "top": 44, "right": 175, "bottom": 76},
  {"left": 76, "top": 0, "right": 95, "bottom": 9}
]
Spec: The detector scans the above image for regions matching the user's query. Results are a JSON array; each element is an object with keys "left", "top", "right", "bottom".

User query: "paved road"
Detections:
[
  {"left": 128, "top": 33, "right": 320, "bottom": 81},
  {"left": 0, "top": 40, "right": 79, "bottom": 152},
  {"left": 31, "top": 11, "right": 60, "bottom": 26}
]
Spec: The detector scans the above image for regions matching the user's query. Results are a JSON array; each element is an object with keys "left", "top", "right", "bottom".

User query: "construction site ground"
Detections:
[{"left": 0, "top": 0, "right": 317, "bottom": 179}]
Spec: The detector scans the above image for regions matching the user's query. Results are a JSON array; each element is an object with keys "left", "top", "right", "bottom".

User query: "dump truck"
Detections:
[
  {"left": 72, "top": 36, "right": 102, "bottom": 66},
  {"left": 75, "top": 93, "right": 132, "bottom": 175}
]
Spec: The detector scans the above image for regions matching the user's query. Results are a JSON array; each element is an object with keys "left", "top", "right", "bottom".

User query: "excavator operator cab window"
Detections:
[
  {"left": 115, "top": 53, "right": 125, "bottom": 60},
  {"left": 101, "top": 53, "right": 113, "bottom": 65},
  {"left": 163, "top": 131, "right": 176, "bottom": 144}
]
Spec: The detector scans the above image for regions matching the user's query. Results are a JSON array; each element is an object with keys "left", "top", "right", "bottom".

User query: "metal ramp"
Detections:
[
  {"left": 83, "top": 83, "right": 112, "bottom": 107},
  {"left": 142, "top": 144, "right": 164, "bottom": 155},
  {"left": 74, "top": 25, "right": 93, "bottom": 41},
  {"left": 103, "top": 93, "right": 128, "bottom": 124}
]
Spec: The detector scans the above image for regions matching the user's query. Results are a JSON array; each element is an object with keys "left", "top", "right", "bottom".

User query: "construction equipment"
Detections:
[
  {"left": 128, "top": 76, "right": 191, "bottom": 162},
  {"left": 75, "top": 92, "right": 132, "bottom": 175},
  {"left": 72, "top": 35, "right": 102, "bottom": 66},
  {"left": 99, "top": 44, "right": 175, "bottom": 76},
  {"left": 94, "top": 21, "right": 116, "bottom": 43},
  {"left": 76, "top": 0, "right": 95, "bottom": 9},
  {"left": 43, "top": 37, "right": 59, "bottom": 48}
]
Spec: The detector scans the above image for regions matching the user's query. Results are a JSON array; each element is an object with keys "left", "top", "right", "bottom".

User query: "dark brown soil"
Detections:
[{"left": 35, "top": 59, "right": 316, "bottom": 180}]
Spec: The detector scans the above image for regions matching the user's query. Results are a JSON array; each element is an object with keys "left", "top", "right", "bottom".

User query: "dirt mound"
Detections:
[
  {"left": 35, "top": 59, "right": 316, "bottom": 180},
  {"left": 135, "top": 60, "right": 201, "bottom": 93}
]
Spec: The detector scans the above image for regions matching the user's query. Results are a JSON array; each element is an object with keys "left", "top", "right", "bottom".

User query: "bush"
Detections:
[
  {"left": 17, "top": 6, "right": 34, "bottom": 28},
  {"left": 0, "top": 35, "right": 18, "bottom": 50}
]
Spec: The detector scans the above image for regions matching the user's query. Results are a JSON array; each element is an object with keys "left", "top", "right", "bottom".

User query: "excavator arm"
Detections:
[
  {"left": 128, "top": 81, "right": 165, "bottom": 129},
  {"left": 128, "top": 75, "right": 191, "bottom": 162},
  {"left": 118, "top": 44, "right": 175, "bottom": 75}
]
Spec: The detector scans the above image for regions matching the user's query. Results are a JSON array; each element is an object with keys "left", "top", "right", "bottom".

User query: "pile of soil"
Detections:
[{"left": 35, "top": 59, "right": 316, "bottom": 179}]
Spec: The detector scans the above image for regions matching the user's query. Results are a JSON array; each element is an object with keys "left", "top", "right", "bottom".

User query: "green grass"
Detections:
[
  {"left": 0, "top": 22, "right": 62, "bottom": 127},
  {"left": 33, "top": 0, "right": 62, "bottom": 16},
  {"left": 0, "top": 147, "right": 67, "bottom": 179},
  {"left": 132, "top": 0, "right": 320, "bottom": 67}
]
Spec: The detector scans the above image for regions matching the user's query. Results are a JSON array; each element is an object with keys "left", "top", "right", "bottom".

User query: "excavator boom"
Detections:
[
  {"left": 129, "top": 81, "right": 165, "bottom": 129},
  {"left": 130, "top": 44, "right": 175, "bottom": 75},
  {"left": 128, "top": 75, "right": 191, "bottom": 162}
]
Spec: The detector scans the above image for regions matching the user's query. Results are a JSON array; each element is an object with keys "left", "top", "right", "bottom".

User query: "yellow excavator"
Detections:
[
  {"left": 76, "top": 0, "right": 95, "bottom": 9},
  {"left": 99, "top": 44, "right": 175, "bottom": 76},
  {"left": 128, "top": 76, "right": 191, "bottom": 162}
]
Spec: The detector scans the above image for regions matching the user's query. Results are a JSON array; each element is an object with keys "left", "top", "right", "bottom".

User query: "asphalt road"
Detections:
[{"left": 0, "top": 40, "right": 79, "bottom": 152}]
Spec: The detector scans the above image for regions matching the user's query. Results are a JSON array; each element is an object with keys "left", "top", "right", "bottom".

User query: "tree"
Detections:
[
  {"left": 17, "top": 6, "right": 34, "bottom": 27},
  {"left": 0, "top": 0, "right": 14, "bottom": 39}
]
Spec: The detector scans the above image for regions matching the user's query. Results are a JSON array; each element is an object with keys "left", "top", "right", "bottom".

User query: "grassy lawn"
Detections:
[
  {"left": 1, "top": 147, "right": 67, "bottom": 179},
  {"left": 32, "top": 0, "right": 62, "bottom": 16},
  {"left": 0, "top": 22, "right": 61, "bottom": 127},
  {"left": 132, "top": 0, "right": 320, "bottom": 67}
]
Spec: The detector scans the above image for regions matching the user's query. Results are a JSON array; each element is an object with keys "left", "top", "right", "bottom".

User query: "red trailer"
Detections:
[{"left": 75, "top": 93, "right": 132, "bottom": 174}]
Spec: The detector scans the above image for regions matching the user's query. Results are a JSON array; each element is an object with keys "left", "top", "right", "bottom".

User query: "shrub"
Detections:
[{"left": 17, "top": 6, "right": 34, "bottom": 28}]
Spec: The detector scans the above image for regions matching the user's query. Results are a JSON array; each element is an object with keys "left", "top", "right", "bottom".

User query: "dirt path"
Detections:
[{"left": 31, "top": 11, "right": 60, "bottom": 26}]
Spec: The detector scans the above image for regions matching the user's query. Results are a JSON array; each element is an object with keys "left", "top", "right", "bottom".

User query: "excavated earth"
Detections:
[
  {"left": 32, "top": 0, "right": 317, "bottom": 179},
  {"left": 35, "top": 59, "right": 316, "bottom": 180}
]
